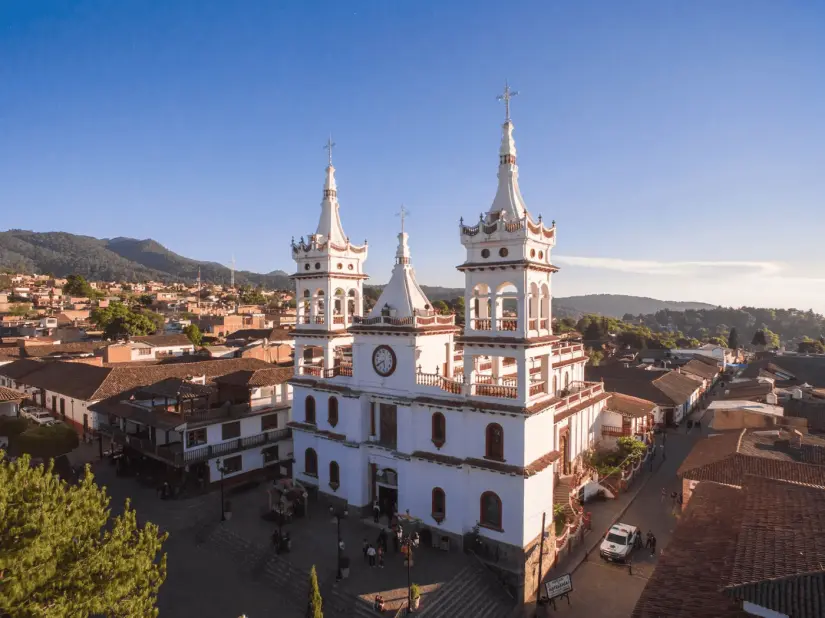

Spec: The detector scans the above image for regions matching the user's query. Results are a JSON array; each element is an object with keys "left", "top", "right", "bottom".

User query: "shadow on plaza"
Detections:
[{"left": 221, "top": 489, "right": 472, "bottom": 608}]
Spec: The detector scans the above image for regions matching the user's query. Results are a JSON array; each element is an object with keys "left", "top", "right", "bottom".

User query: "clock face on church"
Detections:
[{"left": 372, "top": 345, "right": 397, "bottom": 377}]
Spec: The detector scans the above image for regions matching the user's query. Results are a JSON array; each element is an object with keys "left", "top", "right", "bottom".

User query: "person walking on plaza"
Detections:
[
  {"left": 645, "top": 531, "right": 653, "bottom": 550},
  {"left": 661, "top": 487, "right": 666, "bottom": 503},
  {"left": 649, "top": 534, "right": 657, "bottom": 557},
  {"left": 373, "top": 500, "right": 381, "bottom": 524},
  {"left": 367, "top": 544, "right": 377, "bottom": 567},
  {"left": 377, "top": 545, "right": 385, "bottom": 569}
]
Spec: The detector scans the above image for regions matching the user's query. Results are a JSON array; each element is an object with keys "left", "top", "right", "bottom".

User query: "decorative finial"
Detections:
[
  {"left": 324, "top": 134, "right": 336, "bottom": 166},
  {"left": 396, "top": 204, "right": 410, "bottom": 235},
  {"left": 459, "top": 216, "right": 464, "bottom": 225},
  {"left": 496, "top": 80, "right": 519, "bottom": 123},
  {"left": 552, "top": 219, "right": 556, "bottom": 227},
  {"left": 538, "top": 214, "right": 542, "bottom": 223}
]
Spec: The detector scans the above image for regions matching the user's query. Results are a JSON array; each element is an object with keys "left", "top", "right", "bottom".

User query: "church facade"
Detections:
[{"left": 288, "top": 95, "right": 610, "bottom": 602}]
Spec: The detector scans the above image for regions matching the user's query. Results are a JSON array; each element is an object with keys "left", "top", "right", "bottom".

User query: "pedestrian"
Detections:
[
  {"left": 373, "top": 499, "right": 380, "bottom": 524},
  {"left": 377, "top": 545, "right": 385, "bottom": 569},
  {"left": 649, "top": 534, "right": 657, "bottom": 557},
  {"left": 362, "top": 538, "right": 369, "bottom": 563},
  {"left": 678, "top": 493, "right": 683, "bottom": 507},
  {"left": 670, "top": 491, "right": 677, "bottom": 506},
  {"left": 367, "top": 544, "right": 376, "bottom": 567},
  {"left": 395, "top": 524, "right": 403, "bottom": 553},
  {"left": 661, "top": 487, "right": 666, "bottom": 503},
  {"left": 645, "top": 531, "right": 653, "bottom": 549}
]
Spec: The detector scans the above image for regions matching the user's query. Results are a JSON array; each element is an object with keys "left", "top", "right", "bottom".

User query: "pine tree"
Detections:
[
  {"left": 0, "top": 454, "right": 167, "bottom": 617},
  {"left": 307, "top": 565, "right": 323, "bottom": 618},
  {"left": 728, "top": 327, "right": 739, "bottom": 350}
]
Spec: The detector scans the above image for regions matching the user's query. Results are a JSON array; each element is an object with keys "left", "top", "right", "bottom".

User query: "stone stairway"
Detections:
[
  {"left": 554, "top": 475, "right": 576, "bottom": 521},
  {"left": 417, "top": 560, "right": 515, "bottom": 618},
  {"left": 321, "top": 581, "right": 382, "bottom": 618}
]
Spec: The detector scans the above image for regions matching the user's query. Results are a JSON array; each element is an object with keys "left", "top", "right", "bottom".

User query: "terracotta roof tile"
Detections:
[
  {"left": 130, "top": 334, "right": 193, "bottom": 347},
  {"left": 681, "top": 359, "right": 719, "bottom": 380},
  {"left": 22, "top": 341, "right": 104, "bottom": 358},
  {"left": 652, "top": 371, "right": 702, "bottom": 405},
  {"left": 605, "top": 392, "right": 658, "bottom": 418},
  {"left": 678, "top": 430, "right": 825, "bottom": 488},
  {"left": 0, "top": 359, "right": 48, "bottom": 380},
  {"left": 0, "top": 386, "right": 26, "bottom": 402},
  {"left": 213, "top": 367, "right": 293, "bottom": 387}
]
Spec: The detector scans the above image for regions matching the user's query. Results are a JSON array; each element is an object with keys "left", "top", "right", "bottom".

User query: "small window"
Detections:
[
  {"left": 186, "top": 428, "right": 207, "bottom": 447},
  {"left": 305, "top": 396, "right": 316, "bottom": 424},
  {"left": 538, "top": 251, "right": 544, "bottom": 260},
  {"left": 432, "top": 487, "right": 446, "bottom": 521},
  {"left": 261, "top": 413, "right": 279, "bottom": 431},
  {"left": 481, "top": 248, "right": 490, "bottom": 259},
  {"left": 337, "top": 263, "right": 343, "bottom": 270},
  {"left": 499, "top": 247, "right": 509, "bottom": 258},
  {"left": 485, "top": 423, "right": 504, "bottom": 460},
  {"left": 431, "top": 412, "right": 446, "bottom": 447},
  {"left": 315, "top": 262, "right": 321, "bottom": 270},
  {"left": 480, "top": 491, "right": 502, "bottom": 529},
  {"left": 530, "top": 248, "right": 536, "bottom": 258},
  {"left": 329, "top": 461, "right": 340, "bottom": 490},
  {"left": 348, "top": 264, "right": 354, "bottom": 270},
  {"left": 328, "top": 396, "right": 339, "bottom": 427},
  {"left": 222, "top": 455, "right": 242, "bottom": 474},
  {"left": 221, "top": 421, "right": 241, "bottom": 440},
  {"left": 305, "top": 263, "right": 311, "bottom": 271},
  {"left": 305, "top": 448, "right": 318, "bottom": 476},
  {"left": 262, "top": 444, "right": 279, "bottom": 464}
]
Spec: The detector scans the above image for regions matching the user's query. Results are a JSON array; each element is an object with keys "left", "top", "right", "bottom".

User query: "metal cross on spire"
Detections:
[
  {"left": 324, "top": 134, "right": 336, "bottom": 166},
  {"left": 496, "top": 80, "right": 519, "bottom": 122},
  {"left": 396, "top": 204, "right": 410, "bottom": 234}
]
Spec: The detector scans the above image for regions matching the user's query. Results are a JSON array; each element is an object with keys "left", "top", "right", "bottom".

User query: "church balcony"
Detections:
[
  {"left": 496, "top": 318, "right": 518, "bottom": 331},
  {"left": 549, "top": 381, "right": 606, "bottom": 416},
  {"left": 299, "top": 361, "right": 352, "bottom": 379},
  {"left": 415, "top": 370, "right": 463, "bottom": 395},
  {"left": 602, "top": 425, "right": 631, "bottom": 438},
  {"left": 353, "top": 313, "right": 455, "bottom": 328},
  {"left": 300, "top": 364, "right": 323, "bottom": 377},
  {"left": 471, "top": 383, "right": 518, "bottom": 399}
]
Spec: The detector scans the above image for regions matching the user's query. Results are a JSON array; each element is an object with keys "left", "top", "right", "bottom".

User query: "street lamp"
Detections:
[
  {"left": 330, "top": 506, "right": 349, "bottom": 580},
  {"left": 401, "top": 531, "right": 421, "bottom": 611},
  {"left": 215, "top": 458, "right": 229, "bottom": 522}
]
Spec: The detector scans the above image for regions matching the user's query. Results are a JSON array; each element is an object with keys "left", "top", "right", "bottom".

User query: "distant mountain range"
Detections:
[
  {"left": 0, "top": 230, "right": 717, "bottom": 317},
  {"left": 0, "top": 230, "right": 290, "bottom": 288}
]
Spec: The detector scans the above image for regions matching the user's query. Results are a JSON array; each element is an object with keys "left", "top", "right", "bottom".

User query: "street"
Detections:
[{"left": 538, "top": 410, "right": 712, "bottom": 618}]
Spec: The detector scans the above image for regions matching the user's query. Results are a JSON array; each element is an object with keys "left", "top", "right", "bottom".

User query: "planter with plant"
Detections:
[{"left": 410, "top": 583, "right": 421, "bottom": 611}]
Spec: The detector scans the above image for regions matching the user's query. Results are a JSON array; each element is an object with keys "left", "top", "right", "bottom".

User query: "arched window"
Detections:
[
  {"left": 431, "top": 412, "right": 446, "bottom": 447},
  {"left": 432, "top": 487, "right": 446, "bottom": 521},
  {"left": 564, "top": 372, "right": 570, "bottom": 389},
  {"left": 304, "top": 448, "right": 318, "bottom": 476},
  {"left": 305, "top": 395, "right": 316, "bottom": 424},
  {"left": 329, "top": 461, "right": 340, "bottom": 489},
  {"left": 485, "top": 423, "right": 504, "bottom": 460},
  {"left": 552, "top": 375, "right": 558, "bottom": 395},
  {"left": 328, "top": 396, "right": 339, "bottom": 427},
  {"left": 480, "top": 491, "right": 502, "bottom": 529}
]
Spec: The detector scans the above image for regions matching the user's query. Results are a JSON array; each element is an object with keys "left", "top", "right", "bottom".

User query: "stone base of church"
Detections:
[{"left": 468, "top": 523, "right": 557, "bottom": 604}]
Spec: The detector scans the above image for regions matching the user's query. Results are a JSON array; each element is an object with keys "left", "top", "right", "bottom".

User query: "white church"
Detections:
[{"left": 288, "top": 89, "right": 611, "bottom": 601}]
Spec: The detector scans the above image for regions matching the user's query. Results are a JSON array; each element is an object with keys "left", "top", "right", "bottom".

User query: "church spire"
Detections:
[
  {"left": 315, "top": 135, "right": 347, "bottom": 245},
  {"left": 369, "top": 206, "right": 431, "bottom": 319},
  {"left": 488, "top": 81, "right": 528, "bottom": 221}
]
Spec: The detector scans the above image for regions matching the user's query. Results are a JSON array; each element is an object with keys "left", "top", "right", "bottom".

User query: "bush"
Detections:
[
  {"left": 0, "top": 416, "right": 29, "bottom": 438},
  {"left": 16, "top": 423, "right": 79, "bottom": 459},
  {"left": 411, "top": 583, "right": 421, "bottom": 600}
]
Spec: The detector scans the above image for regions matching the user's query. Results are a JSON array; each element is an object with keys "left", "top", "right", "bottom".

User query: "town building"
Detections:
[{"left": 287, "top": 97, "right": 610, "bottom": 602}]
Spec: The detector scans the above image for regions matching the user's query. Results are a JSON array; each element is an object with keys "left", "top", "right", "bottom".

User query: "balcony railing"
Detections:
[
  {"left": 549, "top": 382, "right": 605, "bottom": 415},
  {"left": 496, "top": 318, "right": 518, "bottom": 331},
  {"left": 333, "top": 315, "right": 345, "bottom": 324},
  {"left": 530, "top": 381, "right": 547, "bottom": 397},
  {"left": 301, "top": 364, "right": 323, "bottom": 377},
  {"left": 529, "top": 319, "right": 537, "bottom": 331},
  {"left": 183, "top": 429, "right": 292, "bottom": 464},
  {"left": 602, "top": 425, "right": 630, "bottom": 438},
  {"left": 472, "top": 383, "right": 517, "bottom": 399},
  {"left": 471, "top": 318, "right": 492, "bottom": 330},
  {"left": 416, "top": 370, "right": 463, "bottom": 395},
  {"left": 540, "top": 319, "right": 549, "bottom": 330},
  {"left": 353, "top": 313, "right": 455, "bottom": 328}
]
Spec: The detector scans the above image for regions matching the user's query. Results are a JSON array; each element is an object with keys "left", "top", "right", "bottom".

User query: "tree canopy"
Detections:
[
  {"left": 91, "top": 302, "right": 160, "bottom": 338},
  {"left": 728, "top": 327, "right": 740, "bottom": 350},
  {"left": 0, "top": 454, "right": 167, "bottom": 617},
  {"left": 183, "top": 323, "right": 203, "bottom": 346},
  {"left": 62, "top": 274, "right": 100, "bottom": 299}
]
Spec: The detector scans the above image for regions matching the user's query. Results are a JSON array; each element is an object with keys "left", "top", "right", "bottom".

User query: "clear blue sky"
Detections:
[{"left": 2, "top": 1, "right": 824, "bottom": 309}]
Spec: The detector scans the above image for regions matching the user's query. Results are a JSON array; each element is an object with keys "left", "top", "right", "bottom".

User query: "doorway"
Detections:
[
  {"left": 559, "top": 430, "right": 571, "bottom": 476},
  {"left": 378, "top": 485, "right": 398, "bottom": 518}
]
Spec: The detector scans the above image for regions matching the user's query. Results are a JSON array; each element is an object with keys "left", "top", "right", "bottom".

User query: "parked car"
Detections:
[
  {"left": 21, "top": 406, "right": 56, "bottom": 426},
  {"left": 599, "top": 523, "right": 641, "bottom": 563}
]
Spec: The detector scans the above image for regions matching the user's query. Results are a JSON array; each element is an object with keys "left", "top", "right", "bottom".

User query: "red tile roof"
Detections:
[
  {"left": 605, "top": 392, "right": 658, "bottom": 418},
  {"left": 0, "top": 386, "right": 26, "bottom": 402},
  {"left": 678, "top": 429, "right": 825, "bottom": 488}
]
